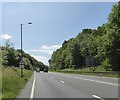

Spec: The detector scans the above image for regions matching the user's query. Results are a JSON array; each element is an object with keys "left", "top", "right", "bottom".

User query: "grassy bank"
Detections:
[
  {"left": 0, "top": 67, "right": 2, "bottom": 99},
  {"left": 2, "top": 67, "right": 33, "bottom": 99},
  {"left": 50, "top": 66, "right": 119, "bottom": 78}
]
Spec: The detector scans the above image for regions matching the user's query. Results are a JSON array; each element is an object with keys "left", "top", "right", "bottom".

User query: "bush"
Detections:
[{"left": 101, "top": 59, "right": 112, "bottom": 71}]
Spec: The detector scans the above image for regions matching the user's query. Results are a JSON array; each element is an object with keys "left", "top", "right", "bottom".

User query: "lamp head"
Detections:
[{"left": 28, "top": 22, "right": 32, "bottom": 24}]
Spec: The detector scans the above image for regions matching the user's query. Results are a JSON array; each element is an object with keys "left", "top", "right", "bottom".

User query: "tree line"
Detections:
[
  {"left": 0, "top": 40, "right": 47, "bottom": 70},
  {"left": 49, "top": 2, "right": 120, "bottom": 71}
]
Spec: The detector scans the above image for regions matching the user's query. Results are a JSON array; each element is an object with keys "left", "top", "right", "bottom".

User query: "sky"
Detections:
[{"left": 0, "top": 2, "right": 116, "bottom": 65}]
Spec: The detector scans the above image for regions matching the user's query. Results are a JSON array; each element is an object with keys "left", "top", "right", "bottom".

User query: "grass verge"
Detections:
[
  {"left": 2, "top": 66, "right": 34, "bottom": 99},
  {"left": 0, "top": 67, "right": 2, "bottom": 99},
  {"left": 50, "top": 66, "right": 119, "bottom": 78}
]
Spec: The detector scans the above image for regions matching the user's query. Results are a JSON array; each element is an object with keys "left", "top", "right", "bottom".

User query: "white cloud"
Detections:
[
  {"left": 41, "top": 45, "right": 61, "bottom": 50},
  {"left": 26, "top": 44, "right": 61, "bottom": 65},
  {"left": 28, "top": 45, "right": 61, "bottom": 55},
  {"left": 29, "top": 49, "right": 53, "bottom": 55},
  {"left": 31, "top": 55, "right": 49, "bottom": 65},
  {"left": 0, "top": 34, "right": 12, "bottom": 40}
]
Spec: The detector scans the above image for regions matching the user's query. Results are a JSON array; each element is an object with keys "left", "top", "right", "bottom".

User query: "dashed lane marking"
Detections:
[
  {"left": 60, "top": 81, "right": 65, "bottom": 83},
  {"left": 92, "top": 95, "right": 105, "bottom": 100}
]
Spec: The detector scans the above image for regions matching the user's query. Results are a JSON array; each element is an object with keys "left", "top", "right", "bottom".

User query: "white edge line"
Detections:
[
  {"left": 30, "top": 72, "right": 36, "bottom": 99},
  {"left": 50, "top": 72, "right": 118, "bottom": 86},
  {"left": 76, "top": 74, "right": 118, "bottom": 80},
  {"left": 60, "top": 81, "right": 65, "bottom": 83},
  {"left": 73, "top": 76, "right": 118, "bottom": 86},
  {"left": 92, "top": 95, "right": 103, "bottom": 100}
]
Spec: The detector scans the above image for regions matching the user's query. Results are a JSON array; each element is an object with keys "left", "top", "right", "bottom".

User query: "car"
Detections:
[
  {"left": 36, "top": 67, "right": 40, "bottom": 72},
  {"left": 43, "top": 69, "right": 48, "bottom": 73}
]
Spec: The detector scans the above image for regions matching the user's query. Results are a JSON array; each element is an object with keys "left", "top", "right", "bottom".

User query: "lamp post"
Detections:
[{"left": 20, "top": 22, "right": 32, "bottom": 77}]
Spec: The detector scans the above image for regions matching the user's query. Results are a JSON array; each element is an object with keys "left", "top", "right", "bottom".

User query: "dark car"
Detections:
[{"left": 43, "top": 69, "right": 48, "bottom": 73}]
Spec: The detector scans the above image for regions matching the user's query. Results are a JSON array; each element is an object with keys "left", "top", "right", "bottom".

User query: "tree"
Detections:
[
  {"left": 106, "top": 2, "right": 120, "bottom": 70},
  {"left": 70, "top": 43, "right": 83, "bottom": 69},
  {"left": 49, "top": 2, "right": 120, "bottom": 71},
  {"left": 1, "top": 40, "right": 46, "bottom": 70},
  {"left": 1, "top": 46, "right": 8, "bottom": 66}
]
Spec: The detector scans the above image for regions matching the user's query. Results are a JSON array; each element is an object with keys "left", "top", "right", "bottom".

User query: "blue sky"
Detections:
[{"left": 1, "top": 2, "right": 116, "bottom": 65}]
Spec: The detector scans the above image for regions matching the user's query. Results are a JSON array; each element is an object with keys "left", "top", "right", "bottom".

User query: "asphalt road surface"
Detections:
[{"left": 17, "top": 71, "right": 119, "bottom": 99}]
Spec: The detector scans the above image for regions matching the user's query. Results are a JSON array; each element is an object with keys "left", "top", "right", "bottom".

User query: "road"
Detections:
[{"left": 17, "top": 71, "right": 119, "bottom": 99}]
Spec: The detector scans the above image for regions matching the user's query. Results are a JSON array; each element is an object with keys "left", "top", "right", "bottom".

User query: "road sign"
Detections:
[
  {"left": 85, "top": 56, "right": 95, "bottom": 67},
  {"left": 19, "top": 60, "right": 24, "bottom": 69}
]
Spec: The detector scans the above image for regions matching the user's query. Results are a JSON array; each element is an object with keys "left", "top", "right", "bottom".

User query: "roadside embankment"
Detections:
[{"left": 2, "top": 67, "right": 34, "bottom": 99}]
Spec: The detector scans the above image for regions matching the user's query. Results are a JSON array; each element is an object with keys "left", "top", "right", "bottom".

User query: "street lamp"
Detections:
[{"left": 20, "top": 22, "right": 32, "bottom": 77}]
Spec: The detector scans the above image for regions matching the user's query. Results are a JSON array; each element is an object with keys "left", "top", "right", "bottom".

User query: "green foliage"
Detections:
[
  {"left": 2, "top": 67, "right": 33, "bottom": 99},
  {"left": 106, "top": 2, "right": 120, "bottom": 71},
  {"left": 101, "top": 58, "right": 112, "bottom": 71},
  {"left": 1, "top": 47, "right": 8, "bottom": 66},
  {"left": 49, "top": 2, "right": 120, "bottom": 71},
  {"left": 1, "top": 40, "right": 46, "bottom": 70}
]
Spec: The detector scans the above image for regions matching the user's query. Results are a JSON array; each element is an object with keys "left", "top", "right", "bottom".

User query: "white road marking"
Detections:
[
  {"left": 76, "top": 74, "right": 118, "bottom": 80},
  {"left": 49, "top": 73, "right": 120, "bottom": 86},
  {"left": 73, "top": 76, "right": 118, "bottom": 86},
  {"left": 92, "top": 95, "right": 104, "bottom": 100},
  {"left": 60, "top": 81, "right": 65, "bottom": 83},
  {"left": 50, "top": 72, "right": 118, "bottom": 86},
  {"left": 30, "top": 72, "right": 36, "bottom": 99}
]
